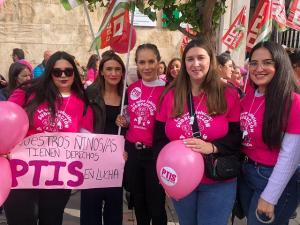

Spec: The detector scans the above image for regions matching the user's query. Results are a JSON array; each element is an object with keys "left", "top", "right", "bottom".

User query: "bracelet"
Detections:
[{"left": 211, "top": 143, "right": 215, "bottom": 154}]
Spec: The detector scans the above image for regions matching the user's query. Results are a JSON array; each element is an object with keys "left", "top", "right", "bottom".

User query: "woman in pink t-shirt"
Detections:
[
  {"left": 85, "top": 54, "right": 100, "bottom": 86},
  {"left": 116, "top": 43, "right": 167, "bottom": 225},
  {"left": 154, "top": 37, "right": 242, "bottom": 225},
  {"left": 239, "top": 41, "right": 300, "bottom": 225},
  {"left": 4, "top": 51, "right": 93, "bottom": 225}
]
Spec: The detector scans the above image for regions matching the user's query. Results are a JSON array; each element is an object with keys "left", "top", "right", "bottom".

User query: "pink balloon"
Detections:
[
  {"left": 0, "top": 0, "right": 4, "bottom": 7},
  {"left": 110, "top": 28, "right": 136, "bottom": 54},
  {"left": 0, "top": 157, "right": 12, "bottom": 205},
  {"left": 0, "top": 101, "right": 29, "bottom": 154},
  {"left": 156, "top": 140, "right": 204, "bottom": 200}
]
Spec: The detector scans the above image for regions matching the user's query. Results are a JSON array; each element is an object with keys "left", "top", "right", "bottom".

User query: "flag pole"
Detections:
[
  {"left": 118, "top": 1, "right": 135, "bottom": 135},
  {"left": 83, "top": 0, "right": 100, "bottom": 57}
]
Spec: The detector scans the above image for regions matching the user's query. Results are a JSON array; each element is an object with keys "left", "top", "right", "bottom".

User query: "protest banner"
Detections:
[{"left": 10, "top": 132, "right": 125, "bottom": 189}]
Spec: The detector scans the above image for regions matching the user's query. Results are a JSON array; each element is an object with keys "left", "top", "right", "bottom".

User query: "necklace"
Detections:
[
  {"left": 60, "top": 94, "right": 71, "bottom": 112},
  {"left": 242, "top": 91, "right": 265, "bottom": 139},
  {"left": 247, "top": 92, "right": 265, "bottom": 116},
  {"left": 140, "top": 80, "right": 156, "bottom": 102},
  {"left": 189, "top": 93, "right": 204, "bottom": 125}
]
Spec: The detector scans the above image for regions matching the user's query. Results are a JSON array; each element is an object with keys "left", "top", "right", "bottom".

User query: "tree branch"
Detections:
[{"left": 178, "top": 26, "right": 197, "bottom": 39}]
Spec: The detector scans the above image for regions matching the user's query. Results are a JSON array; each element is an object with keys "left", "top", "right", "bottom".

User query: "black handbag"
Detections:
[{"left": 187, "top": 92, "right": 240, "bottom": 181}]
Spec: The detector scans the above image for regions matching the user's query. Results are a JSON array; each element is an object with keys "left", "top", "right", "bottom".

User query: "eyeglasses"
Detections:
[
  {"left": 52, "top": 68, "right": 74, "bottom": 77},
  {"left": 248, "top": 59, "right": 275, "bottom": 69}
]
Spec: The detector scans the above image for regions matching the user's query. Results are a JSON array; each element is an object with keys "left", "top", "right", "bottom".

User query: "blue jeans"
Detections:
[
  {"left": 172, "top": 181, "right": 237, "bottom": 225},
  {"left": 239, "top": 162, "right": 298, "bottom": 225},
  {"left": 297, "top": 165, "right": 300, "bottom": 205}
]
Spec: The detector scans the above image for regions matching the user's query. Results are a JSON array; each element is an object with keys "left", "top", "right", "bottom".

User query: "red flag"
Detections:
[
  {"left": 100, "top": 9, "right": 130, "bottom": 48},
  {"left": 286, "top": 0, "right": 300, "bottom": 31},
  {"left": 246, "top": 0, "right": 272, "bottom": 52},
  {"left": 272, "top": 0, "right": 287, "bottom": 31},
  {"left": 90, "top": 0, "right": 130, "bottom": 50},
  {"left": 222, "top": 6, "right": 246, "bottom": 49}
]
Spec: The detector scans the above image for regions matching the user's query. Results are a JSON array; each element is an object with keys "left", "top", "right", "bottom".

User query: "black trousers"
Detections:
[
  {"left": 80, "top": 187, "right": 123, "bottom": 225},
  {"left": 4, "top": 189, "right": 71, "bottom": 225},
  {"left": 125, "top": 141, "right": 167, "bottom": 225}
]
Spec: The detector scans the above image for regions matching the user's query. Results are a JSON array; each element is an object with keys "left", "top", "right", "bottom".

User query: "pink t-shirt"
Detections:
[
  {"left": 86, "top": 68, "right": 97, "bottom": 82},
  {"left": 241, "top": 89, "right": 300, "bottom": 166},
  {"left": 9, "top": 89, "right": 94, "bottom": 137},
  {"left": 126, "top": 79, "right": 165, "bottom": 146},
  {"left": 156, "top": 87, "right": 241, "bottom": 184},
  {"left": 159, "top": 74, "right": 167, "bottom": 82}
]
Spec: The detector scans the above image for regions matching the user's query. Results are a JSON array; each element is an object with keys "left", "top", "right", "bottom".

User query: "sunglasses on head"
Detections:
[{"left": 52, "top": 68, "right": 74, "bottom": 77}]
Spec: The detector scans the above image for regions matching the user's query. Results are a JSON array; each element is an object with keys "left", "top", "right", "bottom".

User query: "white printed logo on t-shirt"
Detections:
[
  {"left": 240, "top": 112, "right": 257, "bottom": 147},
  {"left": 130, "top": 87, "right": 142, "bottom": 100}
]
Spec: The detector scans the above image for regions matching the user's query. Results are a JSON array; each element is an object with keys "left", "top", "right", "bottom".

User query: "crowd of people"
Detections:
[{"left": 0, "top": 37, "right": 300, "bottom": 225}]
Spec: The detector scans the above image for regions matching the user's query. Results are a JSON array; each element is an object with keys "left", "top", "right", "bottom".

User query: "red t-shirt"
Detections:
[
  {"left": 126, "top": 79, "right": 165, "bottom": 146},
  {"left": 241, "top": 88, "right": 300, "bottom": 166},
  {"left": 156, "top": 87, "right": 241, "bottom": 184},
  {"left": 9, "top": 89, "right": 94, "bottom": 136}
]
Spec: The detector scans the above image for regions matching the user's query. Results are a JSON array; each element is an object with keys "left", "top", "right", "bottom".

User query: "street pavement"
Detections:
[{"left": 0, "top": 191, "right": 299, "bottom": 225}]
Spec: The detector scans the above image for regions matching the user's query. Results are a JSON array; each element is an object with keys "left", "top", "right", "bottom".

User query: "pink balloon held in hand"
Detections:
[
  {"left": 0, "top": 157, "right": 12, "bottom": 205},
  {"left": 0, "top": 101, "right": 29, "bottom": 154},
  {"left": 156, "top": 140, "right": 204, "bottom": 200}
]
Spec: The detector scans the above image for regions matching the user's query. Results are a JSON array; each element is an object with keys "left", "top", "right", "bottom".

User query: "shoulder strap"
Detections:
[{"left": 187, "top": 92, "right": 201, "bottom": 138}]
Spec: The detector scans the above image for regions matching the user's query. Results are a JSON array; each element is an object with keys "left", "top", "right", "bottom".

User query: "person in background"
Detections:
[
  {"left": 228, "top": 63, "right": 245, "bottom": 98},
  {"left": 12, "top": 48, "right": 25, "bottom": 62},
  {"left": 231, "top": 65, "right": 243, "bottom": 88},
  {"left": 158, "top": 61, "right": 167, "bottom": 81},
  {"left": 33, "top": 50, "right": 52, "bottom": 78},
  {"left": 85, "top": 54, "right": 100, "bottom": 86},
  {"left": 158, "top": 61, "right": 167, "bottom": 76},
  {"left": 153, "top": 37, "right": 241, "bottom": 225},
  {"left": 165, "top": 57, "right": 181, "bottom": 84},
  {"left": 4, "top": 51, "right": 93, "bottom": 225},
  {"left": 116, "top": 43, "right": 167, "bottom": 225},
  {"left": 239, "top": 41, "right": 300, "bottom": 225},
  {"left": 0, "top": 60, "right": 32, "bottom": 101},
  {"left": 288, "top": 48, "right": 300, "bottom": 83},
  {"left": 0, "top": 74, "right": 7, "bottom": 89},
  {"left": 81, "top": 50, "right": 125, "bottom": 225},
  {"left": 217, "top": 51, "right": 234, "bottom": 84}
]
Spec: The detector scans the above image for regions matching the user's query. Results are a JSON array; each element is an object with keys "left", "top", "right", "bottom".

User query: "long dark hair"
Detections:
[
  {"left": 92, "top": 50, "right": 125, "bottom": 97},
  {"left": 7, "top": 62, "right": 28, "bottom": 95},
  {"left": 249, "top": 41, "right": 300, "bottom": 148},
  {"left": 86, "top": 54, "right": 100, "bottom": 70},
  {"left": 161, "top": 36, "right": 226, "bottom": 116},
  {"left": 19, "top": 51, "right": 86, "bottom": 121},
  {"left": 216, "top": 51, "right": 231, "bottom": 66}
]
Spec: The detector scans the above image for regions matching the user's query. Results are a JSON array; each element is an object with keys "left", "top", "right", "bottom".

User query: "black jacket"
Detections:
[{"left": 85, "top": 84, "right": 106, "bottom": 134}]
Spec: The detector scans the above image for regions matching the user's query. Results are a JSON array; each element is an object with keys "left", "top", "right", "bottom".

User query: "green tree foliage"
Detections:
[{"left": 85, "top": 0, "right": 227, "bottom": 40}]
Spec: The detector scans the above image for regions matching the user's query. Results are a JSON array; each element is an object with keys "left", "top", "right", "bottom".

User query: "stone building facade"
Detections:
[
  {"left": 0, "top": 0, "right": 183, "bottom": 80},
  {"left": 0, "top": 0, "right": 251, "bottom": 80}
]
